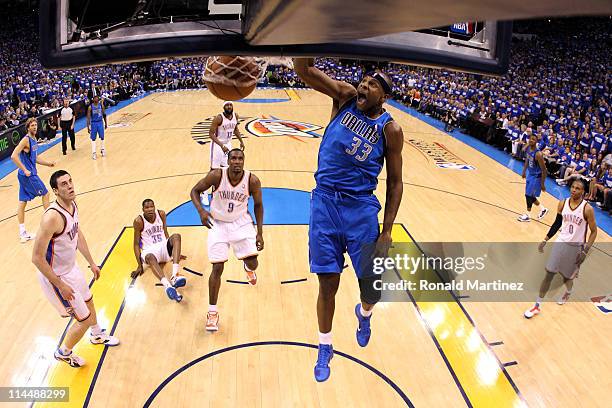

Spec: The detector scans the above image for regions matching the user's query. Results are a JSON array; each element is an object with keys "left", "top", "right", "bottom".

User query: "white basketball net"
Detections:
[{"left": 203, "top": 56, "right": 294, "bottom": 87}]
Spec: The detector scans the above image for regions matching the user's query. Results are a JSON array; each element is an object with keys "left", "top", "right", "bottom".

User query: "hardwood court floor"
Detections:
[{"left": 0, "top": 89, "right": 609, "bottom": 407}]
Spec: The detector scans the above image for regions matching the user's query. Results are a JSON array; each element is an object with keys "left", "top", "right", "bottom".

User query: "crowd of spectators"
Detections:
[
  {"left": 0, "top": 5, "right": 610, "bottom": 214},
  {"left": 266, "top": 18, "right": 612, "bottom": 215}
]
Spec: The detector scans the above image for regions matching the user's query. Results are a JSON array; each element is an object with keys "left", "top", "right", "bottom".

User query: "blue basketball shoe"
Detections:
[
  {"left": 314, "top": 344, "right": 333, "bottom": 382},
  {"left": 355, "top": 303, "right": 372, "bottom": 347}
]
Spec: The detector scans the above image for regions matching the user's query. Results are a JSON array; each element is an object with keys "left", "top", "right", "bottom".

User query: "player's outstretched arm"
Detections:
[
  {"left": 32, "top": 210, "right": 74, "bottom": 299},
  {"left": 131, "top": 216, "right": 145, "bottom": 278},
  {"left": 379, "top": 121, "right": 404, "bottom": 250},
  {"left": 293, "top": 58, "right": 356, "bottom": 105},
  {"left": 250, "top": 174, "right": 264, "bottom": 251}
]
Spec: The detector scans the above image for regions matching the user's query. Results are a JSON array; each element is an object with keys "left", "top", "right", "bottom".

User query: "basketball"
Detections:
[{"left": 204, "top": 56, "right": 260, "bottom": 101}]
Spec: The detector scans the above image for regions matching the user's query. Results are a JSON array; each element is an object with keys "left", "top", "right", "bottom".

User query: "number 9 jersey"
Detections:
[
  {"left": 210, "top": 168, "right": 251, "bottom": 222},
  {"left": 315, "top": 97, "right": 392, "bottom": 194}
]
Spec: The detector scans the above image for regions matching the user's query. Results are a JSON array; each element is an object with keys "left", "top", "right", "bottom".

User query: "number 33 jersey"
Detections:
[
  {"left": 210, "top": 168, "right": 251, "bottom": 222},
  {"left": 315, "top": 97, "right": 393, "bottom": 195}
]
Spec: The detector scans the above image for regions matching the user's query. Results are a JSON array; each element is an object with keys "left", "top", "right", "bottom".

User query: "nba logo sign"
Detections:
[
  {"left": 591, "top": 294, "right": 612, "bottom": 314},
  {"left": 450, "top": 22, "right": 475, "bottom": 35}
]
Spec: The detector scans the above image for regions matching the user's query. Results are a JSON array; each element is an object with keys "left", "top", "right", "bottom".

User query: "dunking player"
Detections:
[
  {"left": 201, "top": 101, "right": 246, "bottom": 206},
  {"left": 190, "top": 149, "right": 264, "bottom": 331},
  {"left": 294, "top": 59, "right": 404, "bottom": 382},
  {"left": 86, "top": 95, "right": 108, "bottom": 160},
  {"left": 11, "top": 118, "right": 55, "bottom": 243},
  {"left": 524, "top": 179, "right": 597, "bottom": 318},
  {"left": 32, "top": 170, "right": 119, "bottom": 367},
  {"left": 130, "top": 199, "right": 187, "bottom": 302},
  {"left": 518, "top": 133, "right": 548, "bottom": 222}
]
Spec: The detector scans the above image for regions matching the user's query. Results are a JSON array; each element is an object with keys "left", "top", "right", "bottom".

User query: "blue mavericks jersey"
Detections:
[
  {"left": 91, "top": 103, "right": 103, "bottom": 122},
  {"left": 315, "top": 98, "right": 392, "bottom": 194},
  {"left": 18, "top": 136, "right": 38, "bottom": 176},
  {"left": 526, "top": 147, "right": 541, "bottom": 177}
]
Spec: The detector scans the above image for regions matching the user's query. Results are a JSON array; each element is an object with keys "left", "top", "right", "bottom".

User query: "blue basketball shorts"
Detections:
[
  {"left": 90, "top": 121, "right": 105, "bottom": 141},
  {"left": 309, "top": 187, "right": 381, "bottom": 278},
  {"left": 18, "top": 173, "right": 48, "bottom": 202},
  {"left": 525, "top": 174, "right": 542, "bottom": 198}
]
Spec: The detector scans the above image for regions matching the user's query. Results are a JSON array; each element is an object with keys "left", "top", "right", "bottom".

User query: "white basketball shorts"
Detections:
[
  {"left": 38, "top": 265, "right": 92, "bottom": 322},
  {"left": 208, "top": 213, "right": 257, "bottom": 263}
]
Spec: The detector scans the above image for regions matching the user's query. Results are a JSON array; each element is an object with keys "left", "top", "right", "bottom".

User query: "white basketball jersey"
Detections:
[
  {"left": 45, "top": 201, "right": 79, "bottom": 276},
  {"left": 210, "top": 168, "right": 250, "bottom": 222},
  {"left": 557, "top": 199, "right": 588, "bottom": 243},
  {"left": 140, "top": 210, "right": 165, "bottom": 249},
  {"left": 217, "top": 113, "right": 237, "bottom": 144}
]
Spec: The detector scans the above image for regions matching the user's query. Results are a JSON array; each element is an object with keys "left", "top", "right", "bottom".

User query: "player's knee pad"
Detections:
[{"left": 358, "top": 275, "right": 382, "bottom": 305}]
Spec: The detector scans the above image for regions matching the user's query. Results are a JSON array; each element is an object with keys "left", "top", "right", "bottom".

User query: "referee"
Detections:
[{"left": 60, "top": 98, "right": 76, "bottom": 155}]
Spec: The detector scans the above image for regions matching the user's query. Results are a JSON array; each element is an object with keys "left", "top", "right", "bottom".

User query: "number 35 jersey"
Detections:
[
  {"left": 140, "top": 210, "right": 166, "bottom": 249},
  {"left": 210, "top": 168, "right": 251, "bottom": 222},
  {"left": 315, "top": 97, "right": 393, "bottom": 195}
]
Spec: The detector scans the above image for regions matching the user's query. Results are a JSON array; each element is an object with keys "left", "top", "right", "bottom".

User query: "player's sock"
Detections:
[
  {"left": 90, "top": 324, "right": 103, "bottom": 336},
  {"left": 318, "top": 331, "right": 332, "bottom": 345},
  {"left": 91, "top": 140, "right": 96, "bottom": 154},
  {"left": 209, "top": 304, "right": 217, "bottom": 313},
  {"left": 19, "top": 224, "right": 26, "bottom": 235},
  {"left": 535, "top": 296, "right": 542, "bottom": 307},
  {"left": 101, "top": 140, "right": 105, "bottom": 151},
  {"left": 359, "top": 304, "right": 372, "bottom": 317},
  {"left": 160, "top": 277, "right": 171, "bottom": 288},
  {"left": 172, "top": 263, "right": 180, "bottom": 278},
  {"left": 59, "top": 345, "right": 72, "bottom": 355}
]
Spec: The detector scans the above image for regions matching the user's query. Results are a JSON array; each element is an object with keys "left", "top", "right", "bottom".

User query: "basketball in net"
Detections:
[{"left": 203, "top": 56, "right": 265, "bottom": 101}]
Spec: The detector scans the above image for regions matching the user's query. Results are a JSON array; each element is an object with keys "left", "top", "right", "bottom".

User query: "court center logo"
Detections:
[
  {"left": 246, "top": 118, "right": 322, "bottom": 139},
  {"left": 408, "top": 138, "right": 475, "bottom": 170},
  {"left": 191, "top": 115, "right": 251, "bottom": 145}
]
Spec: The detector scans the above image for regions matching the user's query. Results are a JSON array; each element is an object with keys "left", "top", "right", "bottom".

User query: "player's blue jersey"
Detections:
[
  {"left": 91, "top": 102, "right": 103, "bottom": 122},
  {"left": 526, "top": 147, "right": 541, "bottom": 177},
  {"left": 18, "top": 136, "right": 38, "bottom": 176},
  {"left": 315, "top": 98, "right": 392, "bottom": 194}
]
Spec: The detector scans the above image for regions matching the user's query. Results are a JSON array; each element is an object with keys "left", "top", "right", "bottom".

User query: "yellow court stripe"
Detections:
[
  {"left": 36, "top": 228, "right": 134, "bottom": 408},
  {"left": 390, "top": 225, "right": 524, "bottom": 408},
  {"left": 285, "top": 89, "right": 300, "bottom": 101}
]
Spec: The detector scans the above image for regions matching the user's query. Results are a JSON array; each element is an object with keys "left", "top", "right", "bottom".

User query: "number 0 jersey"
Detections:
[
  {"left": 210, "top": 168, "right": 251, "bottom": 222},
  {"left": 315, "top": 97, "right": 393, "bottom": 194},
  {"left": 557, "top": 199, "right": 588, "bottom": 244}
]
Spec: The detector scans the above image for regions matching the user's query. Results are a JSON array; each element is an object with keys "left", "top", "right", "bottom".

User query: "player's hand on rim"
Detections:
[{"left": 256, "top": 233, "right": 264, "bottom": 251}]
